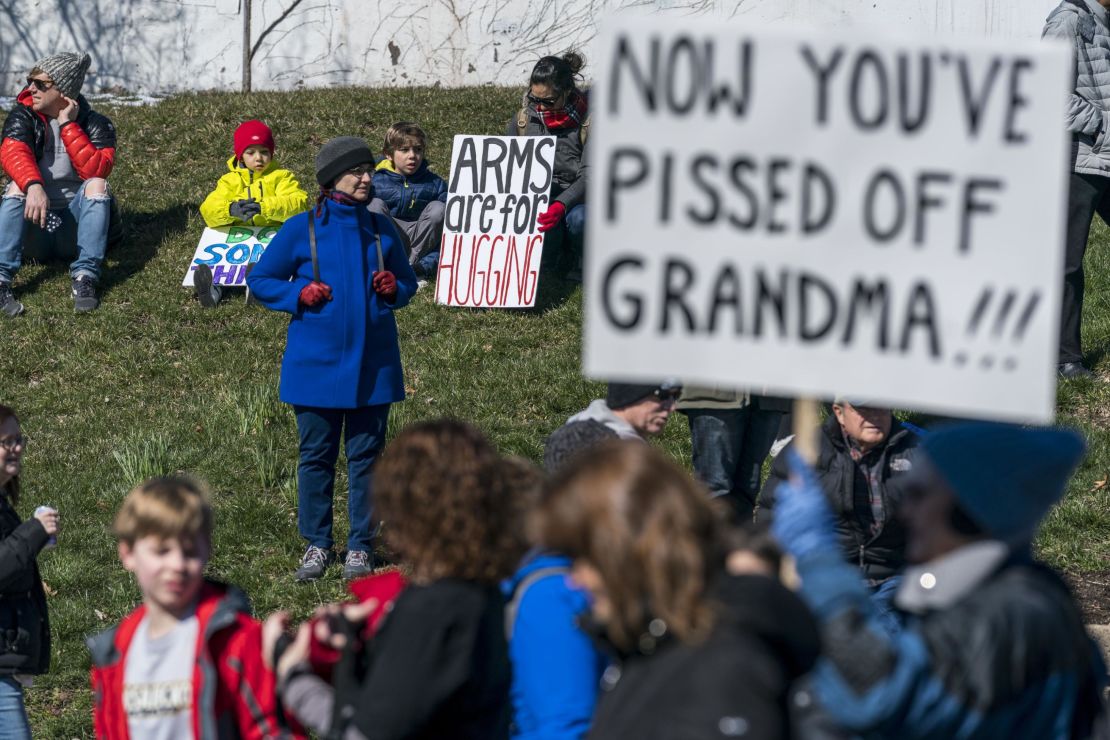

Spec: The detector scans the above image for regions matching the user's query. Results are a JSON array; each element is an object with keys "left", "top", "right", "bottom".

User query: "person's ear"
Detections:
[{"left": 118, "top": 541, "right": 136, "bottom": 572}]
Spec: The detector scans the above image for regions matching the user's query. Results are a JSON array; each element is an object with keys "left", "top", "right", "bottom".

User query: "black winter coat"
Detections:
[
  {"left": 759, "top": 416, "right": 920, "bottom": 582},
  {"left": 0, "top": 494, "right": 51, "bottom": 676},
  {"left": 588, "top": 574, "right": 820, "bottom": 740},
  {"left": 336, "top": 579, "right": 511, "bottom": 740},
  {"left": 506, "top": 103, "right": 588, "bottom": 210}
]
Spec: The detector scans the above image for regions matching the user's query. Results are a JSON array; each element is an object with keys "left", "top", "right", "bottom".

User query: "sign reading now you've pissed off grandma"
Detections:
[
  {"left": 583, "top": 20, "right": 1072, "bottom": 423},
  {"left": 436, "top": 134, "right": 557, "bottom": 308}
]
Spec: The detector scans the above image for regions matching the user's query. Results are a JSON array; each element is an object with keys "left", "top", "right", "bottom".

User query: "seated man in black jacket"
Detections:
[{"left": 758, "top": 397, "right": 920, "bottom": 631}]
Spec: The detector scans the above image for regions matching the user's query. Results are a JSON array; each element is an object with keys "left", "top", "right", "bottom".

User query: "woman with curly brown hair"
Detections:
[
  {"left": 266, "top": 419, "right": 520, "bottom": 740},
  {"left": 537, "top": 440, "right": 819, "bottom": 740}
]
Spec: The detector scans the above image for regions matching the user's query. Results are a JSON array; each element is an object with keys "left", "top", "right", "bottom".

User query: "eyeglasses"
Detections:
[
  {"left": 527, "top": 93, "right": 561, "bottom": 108},
  {"left": 345, "top": 164, "right": 374, "bottom": 177},
  {"left": 26, "top": 78, "right": 54, "bottom": 93},
  {"left": 652, "top": 388, "right": 682, "bottom": 404},
  {"left": 0, "top": 435, "right": 26, "bottom": 451}
]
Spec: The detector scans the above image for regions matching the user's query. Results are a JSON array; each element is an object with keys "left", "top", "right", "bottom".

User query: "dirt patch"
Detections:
[{"left": 1065, "top": 570, "right": 1110, "bottom": 624}]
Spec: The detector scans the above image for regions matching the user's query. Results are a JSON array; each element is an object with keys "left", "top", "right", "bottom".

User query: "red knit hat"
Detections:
[{"left": 233, "top": 120, "right": 275, "bottom": 161}]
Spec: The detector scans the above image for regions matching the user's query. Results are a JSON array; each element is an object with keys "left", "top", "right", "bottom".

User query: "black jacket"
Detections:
[
  {"left": 336, "top": 579, "right": 511, "bottom": 740},
  {"left": 588, "top": 574, "right": 820, "bottom": 740},
  {"left": 506, "top": 106, "right": 588, "bottom": 210},
  {"left": 0, "top": 494, "right": 51, "bottom": 676},
  {"left": 759, "top": 416, "right": 920, "bottom": 582}
]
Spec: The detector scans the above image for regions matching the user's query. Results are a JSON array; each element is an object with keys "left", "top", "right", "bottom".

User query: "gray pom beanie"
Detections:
[
  {"left": 32, "top": 52, "right": 91, "bottom": 98},
  {"left": 315, "top": 136, "right": 375, "bottom": 188}
]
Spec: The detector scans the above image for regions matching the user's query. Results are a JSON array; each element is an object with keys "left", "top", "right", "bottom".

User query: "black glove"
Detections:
[{"left": 229, "top": 198, "right": 261, "bottom": 221}]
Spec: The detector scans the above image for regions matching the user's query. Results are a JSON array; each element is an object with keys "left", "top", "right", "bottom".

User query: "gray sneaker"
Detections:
[
  {"left": 71, "top": 275, "right": 99, "bottom": 312},
  {"left": 343, "top": 550, "right": 374, "bottom": 580},
  {"left": 0, "top": 282, "right": 23, "bottom": 317},
  {"left": 295, "top": 545, "right": 335, "bottom": 582},
  {"left": 193, "top": 264, "right": 222, "bottom": 308}
]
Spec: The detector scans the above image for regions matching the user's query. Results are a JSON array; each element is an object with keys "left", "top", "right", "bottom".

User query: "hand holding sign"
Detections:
[
  {"left": 537, "top": 202, "right": 567, "bottom": 233},
  {"left": 299, "top": 281, "right": 332, "bottom": 308}
]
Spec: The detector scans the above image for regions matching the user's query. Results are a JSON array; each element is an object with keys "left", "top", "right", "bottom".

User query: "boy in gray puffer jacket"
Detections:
[{"left": 1043, "top": 0, "right": 1110, "bottom": 379}]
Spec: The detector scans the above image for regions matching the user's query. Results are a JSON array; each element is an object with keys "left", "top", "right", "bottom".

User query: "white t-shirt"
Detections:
[{"left": 122, "top": 611, "right": 199, "bottom": 740}]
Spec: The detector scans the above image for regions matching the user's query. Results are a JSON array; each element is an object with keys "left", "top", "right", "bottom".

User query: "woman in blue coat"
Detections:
[{"left": 248, "top": 136, "right": 418, "bottom": 583}]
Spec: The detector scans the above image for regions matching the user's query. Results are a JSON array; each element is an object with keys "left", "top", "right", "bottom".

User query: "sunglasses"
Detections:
[
  {"left": 26, "top": 78, "right": 55, "bottom": 93},
  {"left": 0, "top": 434, "right": 26, "bottom": 451},
  {"left": 527, "top": 93, "right": 561, "bottom": 108},
  {"left": 652, "top": 388, "right": 682, "bottom": 404}
]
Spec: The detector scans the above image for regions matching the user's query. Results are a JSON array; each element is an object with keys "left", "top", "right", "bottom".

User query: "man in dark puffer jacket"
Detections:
[
  {"left": 0, "top": 51, "right": 117, "bottom": 315},
  {"left": 758, "top": 399, "right": 920, "bottom": 632}
]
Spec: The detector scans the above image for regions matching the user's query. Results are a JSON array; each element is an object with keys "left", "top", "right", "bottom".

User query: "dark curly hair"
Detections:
[
  {"left": 529, "top": 51, "right": 585, "bottom": 97},
  {"left": 374, "top": 419, "right": 530, "bottom": 584}
]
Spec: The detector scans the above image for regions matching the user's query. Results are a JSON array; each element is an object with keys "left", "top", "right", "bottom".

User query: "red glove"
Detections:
[
  {"left": 372, "top": 270, "right": 397, "bottom": 301},
  {"left": 298, "top": 280, "right": 332, "bottom": 308},
  {"left": 536, "top": 201, "right": 566, "bottom": 233}
]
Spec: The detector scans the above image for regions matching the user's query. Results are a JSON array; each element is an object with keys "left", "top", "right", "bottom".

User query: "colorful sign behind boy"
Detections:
[
  {"left": 583, "top": 20, "right": 1071, "bottom": 423},
  {"left": 436, "top": 134, "right": 557, "bottom": 308},
  {"left": 181, "top": 225, "right": 280, "bottom": 287}
]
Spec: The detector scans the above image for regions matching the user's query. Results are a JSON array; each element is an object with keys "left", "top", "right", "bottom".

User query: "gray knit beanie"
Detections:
[
  {"left": 32, "top": 52, "right": 91, "bottom": 98},
  {"left": 315, "top": 136, "right": 375, "bottom": 187}
]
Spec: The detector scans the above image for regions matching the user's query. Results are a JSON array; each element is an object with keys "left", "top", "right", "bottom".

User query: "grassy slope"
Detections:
[{"left": 0, "top": 87, "right": 1105, "bottom": 735}]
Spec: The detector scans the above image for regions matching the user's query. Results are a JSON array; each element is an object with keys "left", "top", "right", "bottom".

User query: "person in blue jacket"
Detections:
[
  {"left": 772, "top": 423, "right": 1109, "bottom": 739},
  {"left": 504, "top": 430, "right": 609, "bottom": 740},
  {"left": 248, "top": 136, "right": 417, "bottom": 583},
  {"left": 369, "top": 122, "right": 448, "bottom": 281},
  {"left": 505, "top": 549, "right": 607, "bottom": 740}
]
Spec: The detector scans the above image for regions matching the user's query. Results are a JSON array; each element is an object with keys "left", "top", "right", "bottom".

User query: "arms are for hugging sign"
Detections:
[
  {"left": 436, "top": 135, "right": 557, "bottom": 309},
  {"left": 584, "top": 20, "right": 1071, "bottom": 423}
]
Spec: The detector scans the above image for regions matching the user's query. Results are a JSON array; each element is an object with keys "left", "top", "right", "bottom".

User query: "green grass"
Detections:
[{"left": 0, "top": 86, "right": 1107, "bottom": 735}]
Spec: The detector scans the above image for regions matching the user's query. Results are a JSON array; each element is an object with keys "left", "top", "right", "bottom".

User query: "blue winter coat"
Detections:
[
  {"left": 502, "top": 552, "right": 606, "bottom": 740},
  {"left": 247, "top": 200, "right": 418, "bottom": 408},
  {"left": 372, "top": 160, "right": 448, "bottom": 221},
  {"left": 795, "top": 548, "right": 1108, "bottom": 739}
]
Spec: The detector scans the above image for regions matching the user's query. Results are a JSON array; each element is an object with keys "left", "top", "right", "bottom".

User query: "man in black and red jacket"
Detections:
[{"left": 0, "top": 51, "right": 116, "bottom": 315}]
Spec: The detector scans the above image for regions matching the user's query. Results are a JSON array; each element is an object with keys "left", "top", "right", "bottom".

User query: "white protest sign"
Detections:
[
  {"left": 436, "top": 134, "right": 557, "bottom": 308},
  {"left": 583, "top": 19, "right": 1071, "bottom": 423},
  {"left": 181, "top": 225, "right": 281, "bottom": 287}
]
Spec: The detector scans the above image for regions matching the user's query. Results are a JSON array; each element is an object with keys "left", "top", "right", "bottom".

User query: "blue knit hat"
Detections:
[{"left": 921, "top": 423, "right": 1086, "bottom": 546}]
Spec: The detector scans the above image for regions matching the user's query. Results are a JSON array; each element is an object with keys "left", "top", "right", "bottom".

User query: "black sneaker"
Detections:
[
  {"left": 343, "top": 550, "right": 374, "bottom": 579},
  {"left": 71, "top": 275, "right": 99, "bottom": 312},
  {"left": 193, "top": 264, "right": 221, "bottom": 308},
  {"left": 1058, "top": 362, "right": 1095, "bottom": 380},
  {"left": 294, "top": 545, "right": 335, "bottom": 582},
  {"left": 0, "top": 282, "right": 23, "bottom": 317}
]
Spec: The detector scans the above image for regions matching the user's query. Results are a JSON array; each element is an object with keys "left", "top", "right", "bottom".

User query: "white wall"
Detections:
[{"left": 0, "top": 0, "right": 1061, "bottom": 95}]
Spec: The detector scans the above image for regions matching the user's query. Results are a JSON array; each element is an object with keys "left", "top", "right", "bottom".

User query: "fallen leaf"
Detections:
[
  {"left": 94, "top": 609, "right": 108, "bottom": 621},
  {"left": 1092, "top": 477, "right": 1108, "bottom": 492},
  {"left": 41, "top": 581, "right": 56, "bottom": 597}
]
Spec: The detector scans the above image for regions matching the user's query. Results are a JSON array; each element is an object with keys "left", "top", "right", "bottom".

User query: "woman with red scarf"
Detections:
[
  {"left": 508, "top": 52, "right": 590, "bottom": 281},
  {"left": 247, "top": 137, "right": 418, "bottom": 584}
]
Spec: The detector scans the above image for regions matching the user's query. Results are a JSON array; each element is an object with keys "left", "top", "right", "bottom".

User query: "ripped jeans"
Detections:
[{"left": 0, "top": 179, "right": 112, "bottom": 283}]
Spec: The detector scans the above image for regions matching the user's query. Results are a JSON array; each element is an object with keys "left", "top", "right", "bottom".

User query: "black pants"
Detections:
[{"left": 1061, "top": 171, "right": 1110, "bottom": 364}]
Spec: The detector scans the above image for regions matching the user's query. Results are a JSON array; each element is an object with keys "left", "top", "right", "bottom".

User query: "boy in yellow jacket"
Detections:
[{"left": 195, "top": 119, "right": 307, "bottom": 306}]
